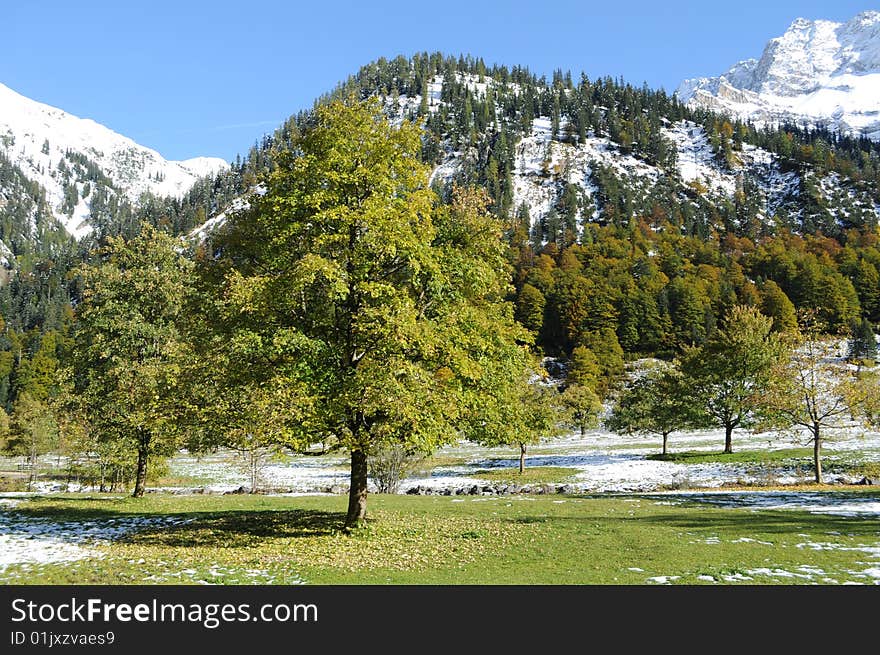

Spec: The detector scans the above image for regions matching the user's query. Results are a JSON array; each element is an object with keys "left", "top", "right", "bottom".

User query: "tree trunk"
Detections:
[
  {"left": 662, "top": 432, "right": 669, "bottom": 457},
  {"left": 132, "top": 448, "right": 148, "bottom": 498},
  {"left": 723, "top": 425, "right": 733, "bottom": 454},
  {"left": 813, "top": 426, "right": 823, "bottom": 485},
  {"left": 519, "top": 443, "right": 527, "bottom": 474},
  {"left": 580, "top": 423, "right": 586, "bottom": 438},
  {"left": 345, "top": 448, "right": 368, "bottom": 530},
  {"left": 28, "top": 441, "right": 37, "bottom": 491}
]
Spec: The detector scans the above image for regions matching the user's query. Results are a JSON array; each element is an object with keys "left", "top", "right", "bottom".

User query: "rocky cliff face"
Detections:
[{"left": 677, "top": 11, "right": 880, "bottom": 141}]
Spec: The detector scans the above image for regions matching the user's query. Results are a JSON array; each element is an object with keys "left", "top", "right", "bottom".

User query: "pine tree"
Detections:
[{"left": 847, "top": 318, "right": 877, "bottom": 366}]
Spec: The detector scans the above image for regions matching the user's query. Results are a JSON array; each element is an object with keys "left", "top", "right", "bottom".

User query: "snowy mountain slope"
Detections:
[
  {"left": 187, "top": 184, "right": 266, "bottom": 242},
  {"left": 0, "top": 81, "right": 228, "bottom": 238},
  {"left": 422, "top": 88, "right": 875, "bottom": 238},
  {"left": 192, "top": 68, "right": 878, "bottom": 244},
  {"left": 676, "top": 11, "right": 880, "bottom": 141},
  {"left": 400, "top": 78, "right": 809, "bottom": 235}
]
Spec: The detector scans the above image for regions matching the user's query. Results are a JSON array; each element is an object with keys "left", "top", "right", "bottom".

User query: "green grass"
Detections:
[
  {"left": 848, "top": 461, "right": 880, "bottom": 480},
  {"left": 472, "top": 466, "right": 579, "bottom": 484},
  {"left": 648, "top": 448, "right": 814, "bottom": 465},
  {"left": 407, "top": 454, "right": 471, "bottom": 477},
  {"left": 2, "top": 491, "right": 879, "bottom": 585},
  {"left": 0, "top": 475, "right": 28, "bottom": 492},
  {"left": 146, "top": 473, "right": 219, "bottom": 487}
]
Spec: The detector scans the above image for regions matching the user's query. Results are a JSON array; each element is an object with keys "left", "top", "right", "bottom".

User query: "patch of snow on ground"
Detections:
[
  {"left": 134, "top": 418, "right": 880, "bottom": 496},
  {"left": 796, "top": 541, "right": 880, "bottom": 557},
  {"left": 0, "top": 503, "right": 192, "bottom": 569},
  {"left": 746, "top": 567, "right": 808, "bottom": 579},
  {"left": 731, "top": 537, "right": 774, "bottom": 546},
  {"left": 659, "top": 491, "right": 880, "bottom": 517}
]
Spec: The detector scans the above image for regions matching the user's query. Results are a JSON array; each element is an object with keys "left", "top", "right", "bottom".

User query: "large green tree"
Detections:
[
  {"left": 206, "top": 99, "right": 532, "bottom": 528},
  {"left": 680, "top": 305, "right": 787, "bottom": 453},
  {"left": 71, "top": 226, "right": 193, "bottom": 497},
  {"left": 605, "top": 363, "right": 698, "bottom": 456}
]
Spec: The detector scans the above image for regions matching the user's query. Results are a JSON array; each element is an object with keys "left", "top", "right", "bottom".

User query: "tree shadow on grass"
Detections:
[
  {"left": 122, "top": 510, "right": 345, "bottom": 547},
  {"left": 1, "top": 503, "right": 144, "bottom": 523},
  {"left": 516, "top": 506, "right": 880, "bottom": 539},
  {"left": 2, "top": 499, "right": 348, "bottom": 547},
  {"left": 626, "top": 508, "right": 880, "bottom": 538}
]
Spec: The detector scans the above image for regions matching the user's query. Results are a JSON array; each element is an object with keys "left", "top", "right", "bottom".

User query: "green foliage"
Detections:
[
  {"left": 5, "top": 392, "right": 57, "bottom": 488},
  {"left": 847, "top": 318, "right": 877, "bottom": 365},
  {"left": 204, "top": 99, "right": 533, "bottom": 525},
  {"left": 680, "top": 305, "right": 788, "bottom": 453},
  {"left": 468, "top": 371, "right": 566, "bottom": 455},
  {"left": 0, "top": 406, "right": 9, "bottom": 450},
  {"left": 759, "top": 280, "right": 799, "bottom": 335},
  {"left": 71, "top": 225, "right": 194, "bottom": 496},
  {"left": 605, "top": 363, "right": 698, "bottom": 454},
  {"left": 515, "top": 283, "right": 545, "bottom": 334},
  {"left": 578, "top": 328, "right": 624, "bottom": 395},
  {"left": 559, "top": 383, "right": 601, "bottom": 436},
  {"left": 6, "top": 391, "right": 56, "bottom": 456},
  {"left": 566, "top": 345, "right": 601, "bottom": 389}
]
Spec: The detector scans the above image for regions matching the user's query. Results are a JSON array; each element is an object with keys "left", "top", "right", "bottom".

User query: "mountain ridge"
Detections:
[
  {"left": 0, "top": 80, "right": 228, "bottom": 239},
  {"left": 677, "top": 11, "right": 880, "bottom": 141}
]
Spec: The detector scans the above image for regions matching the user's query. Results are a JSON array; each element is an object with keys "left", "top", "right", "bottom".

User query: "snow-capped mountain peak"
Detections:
[
  {"left": 0, "top": 81, "right": 228, "bottom": 238},
  {"left": 676, "top": 11, "right": 880, "bottom": 141}
]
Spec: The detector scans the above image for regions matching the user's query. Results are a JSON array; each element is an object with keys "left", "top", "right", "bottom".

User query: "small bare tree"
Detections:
[
  {"left": 368, "top": 445, "right": 423, "bottom": 494},
  {"left": 229, "top": 434, "right": 282, "bottom": 493},
  {"left": 763, "top": 315, "right": 870, "bottom": 484}
]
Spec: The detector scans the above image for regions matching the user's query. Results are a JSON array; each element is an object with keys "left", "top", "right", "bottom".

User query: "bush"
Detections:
[{"left": 368, "top": 445, "right": 423, "bottom": 494}]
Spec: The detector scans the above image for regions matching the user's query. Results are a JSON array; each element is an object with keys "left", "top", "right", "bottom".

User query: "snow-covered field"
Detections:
[
  {"left": 395, "top": 423, "right": 880, "bottom": 494},
  {"left": 0, "top": 510, "right": 190, "bottom": 570},
  {"left": 15, "top": 419, "right": 878, "bottom": 496},
  {"left": 1, "top": 423, "right": 877, "bottom": 579}
]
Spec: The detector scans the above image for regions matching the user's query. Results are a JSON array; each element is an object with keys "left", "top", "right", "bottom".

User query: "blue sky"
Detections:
[{"left": 5, "top": 1, "right": 873, "bottom": 162}]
